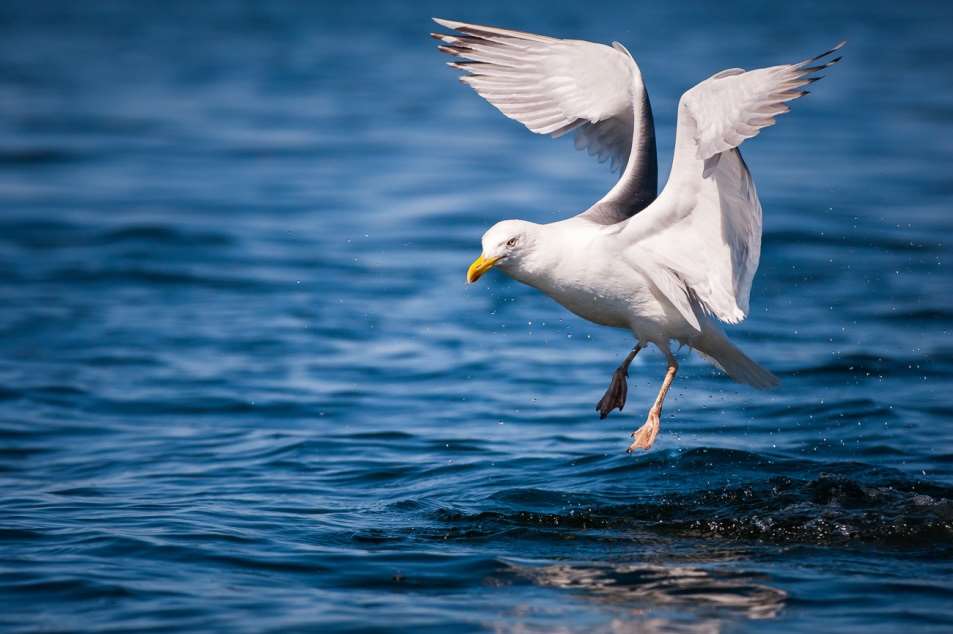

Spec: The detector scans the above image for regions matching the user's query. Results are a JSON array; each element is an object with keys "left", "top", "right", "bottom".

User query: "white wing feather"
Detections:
[
  {"left": 623, "top": 43, "right": 843, "bottom": 326},
  {"left": 685, "top": 42, "right": 845, "bottom": 160},
  {"left": 432, "top": 18, "right": 643, "bottom": 172}
]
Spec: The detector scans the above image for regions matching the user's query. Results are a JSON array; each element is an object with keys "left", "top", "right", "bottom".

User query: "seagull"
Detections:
[{"left": 432, "top": 18, "right": 843, "bottom": 452}]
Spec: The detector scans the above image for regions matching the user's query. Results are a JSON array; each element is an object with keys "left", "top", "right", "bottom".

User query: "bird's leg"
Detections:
[
  {"left": 627, "top": 353, "right": 678, "bottom": 452},
  {"left": 596, "top": 344, "right": 642, "bottom": 419}
]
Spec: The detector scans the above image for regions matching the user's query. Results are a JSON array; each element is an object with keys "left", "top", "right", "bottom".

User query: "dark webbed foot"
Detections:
[
  {"left": 596, "top": 345, "right": 641, "bottom": 419},
  {"left": 596, "top": 366, "right": 629, "bottom": 419}
]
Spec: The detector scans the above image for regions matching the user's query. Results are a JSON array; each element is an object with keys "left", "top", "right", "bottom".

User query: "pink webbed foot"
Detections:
[{"left": 626, "top": 410, "right": 660, "bottom": 452}]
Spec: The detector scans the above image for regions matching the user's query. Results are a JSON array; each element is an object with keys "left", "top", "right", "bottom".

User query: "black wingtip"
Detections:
[
  {"left": 814, "top": 40, "right": 847, "bottom": 61},
  {"left": 799, "top": 40, "right": 847, "bottom": 69}
]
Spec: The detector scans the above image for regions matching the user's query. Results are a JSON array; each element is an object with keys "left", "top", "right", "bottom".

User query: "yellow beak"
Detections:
[{"left": 466, "top": 254, "right": 500, "bottom": 284}]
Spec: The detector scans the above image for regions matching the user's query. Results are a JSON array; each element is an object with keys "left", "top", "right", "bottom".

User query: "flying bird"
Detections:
[{"left": 432, "top": 18, "right": 843, "bottom": 452}]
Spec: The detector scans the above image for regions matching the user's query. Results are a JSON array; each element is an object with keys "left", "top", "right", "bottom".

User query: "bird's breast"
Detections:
[{"left": 526, "top": 256, "right": 652, "bottom": 330}]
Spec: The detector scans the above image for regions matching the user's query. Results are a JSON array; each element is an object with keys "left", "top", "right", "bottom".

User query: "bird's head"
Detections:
[{"left": 466, "top": 219, "right": 541, "bottom": 284}]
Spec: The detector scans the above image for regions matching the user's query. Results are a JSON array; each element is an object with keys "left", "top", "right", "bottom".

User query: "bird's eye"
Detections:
[{"left": 506, "top": 237, "right": 518, "bottom": 248}]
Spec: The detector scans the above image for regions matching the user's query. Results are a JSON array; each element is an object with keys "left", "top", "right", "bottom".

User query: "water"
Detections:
[{"left": 1, "top": 1, "right": 952, "bottom": 631}]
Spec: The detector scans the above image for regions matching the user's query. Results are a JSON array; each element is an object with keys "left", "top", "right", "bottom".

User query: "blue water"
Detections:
[{"left": 2, "top": 1, "right": 952, "bottom": 632}]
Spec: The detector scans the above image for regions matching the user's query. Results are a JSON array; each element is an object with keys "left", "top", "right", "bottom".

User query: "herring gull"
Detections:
[{"left": 432, "top": 18, "right": 843, "bottom": 451}]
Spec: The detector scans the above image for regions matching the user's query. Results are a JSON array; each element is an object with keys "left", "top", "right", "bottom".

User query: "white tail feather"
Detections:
[{"left": 694, "top": 330, "right": 779, "bottom": 389}]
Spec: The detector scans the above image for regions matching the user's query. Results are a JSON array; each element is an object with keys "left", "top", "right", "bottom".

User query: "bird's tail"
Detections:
[{"left": 694, "top": 330, "right": 779, "bottom": 390}]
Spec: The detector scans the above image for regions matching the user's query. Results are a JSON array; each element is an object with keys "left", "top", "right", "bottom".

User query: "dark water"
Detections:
[{"left": 2, "top": 1, "right": 952, "bottom": 632}]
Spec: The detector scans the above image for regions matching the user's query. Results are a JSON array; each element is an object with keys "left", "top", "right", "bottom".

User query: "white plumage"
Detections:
[
  {"left": 434, "top": 18, "right": 644, "bottom": 170},
  {"left": 434, "top": 18, "right": 843, "bottom": 451}
]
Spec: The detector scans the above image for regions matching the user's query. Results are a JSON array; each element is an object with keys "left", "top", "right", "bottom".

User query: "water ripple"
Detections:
[{"left": 1, "top": 2, "right": 952, "bottom": 633}]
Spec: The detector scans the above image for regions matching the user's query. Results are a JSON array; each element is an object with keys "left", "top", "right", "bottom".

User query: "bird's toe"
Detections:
[{"left": 627, "top": 412, "right": 660, "bottom": 452}]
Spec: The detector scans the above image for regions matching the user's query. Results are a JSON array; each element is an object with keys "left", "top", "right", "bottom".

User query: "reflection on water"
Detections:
[
  {"left": 516, "top": 562, "right": 786, "bottom": 622},
  {"left": 1, "top": 1, "right": 953, "bottom": 632}
]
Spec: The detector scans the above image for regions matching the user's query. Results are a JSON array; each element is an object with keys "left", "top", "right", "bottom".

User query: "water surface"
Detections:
[{"left": 1, "top": 1, "right": 952, "bottom": 632}]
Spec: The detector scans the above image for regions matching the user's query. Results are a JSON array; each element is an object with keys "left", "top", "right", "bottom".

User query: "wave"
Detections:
[{"left": 434, "top": 451, "right": 953, "bottom": 548}]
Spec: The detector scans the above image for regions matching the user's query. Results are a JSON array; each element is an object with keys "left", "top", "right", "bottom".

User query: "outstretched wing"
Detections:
[
  {"left": 432, "top": 18, "right": 657, "bottom": 221},
  {"left": 623, "top": 42, "right": 844, "bottom": 327},
  {"left": 683, "top": 42, "right": 845, "bottom": 160}
]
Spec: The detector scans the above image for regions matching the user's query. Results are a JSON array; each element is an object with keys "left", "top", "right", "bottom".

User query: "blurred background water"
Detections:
[{"left": 1, "top": 1, "right": 952, "bottom": 632}]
